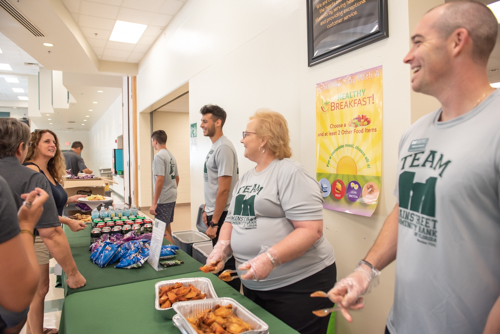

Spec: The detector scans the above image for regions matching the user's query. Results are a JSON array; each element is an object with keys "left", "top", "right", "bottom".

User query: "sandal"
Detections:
[{"left": 43, "top": 328, "right": 59, "bottom": 334}]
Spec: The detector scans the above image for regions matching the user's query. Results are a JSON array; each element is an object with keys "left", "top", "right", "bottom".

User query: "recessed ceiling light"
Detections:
[
  {"left": 0, "top": 63, "right": 13, "bottom": 71},
  {"left": 491, "top": 82, "right": 500, "bottom": 88},
  {"left": 86, "top": 115, "right": 90, "bottom": 117},
  {"left": 49, "top": 123, "right": 53, "bottom": 125},
  {"left": 18, "top": 96, "right": 28, "bottom": 100},
  {"left": 488, "top": 1, "right": 500, "bottom": 21},
  {"left": 88, "top": 109, "right": 93, "bottom": 112},
  {"left": 43, "top": 43, "right": 53, "bottom": 47},
  {"left": 81, "top": 124, "right": 85, "bottom": 126},
  {"left": 12, "top": 88, "right": 24, "bottom": 93},
  {"left": 84, "top": 119, "right": 87, "bottom": 121},
  {"left": 93, "top": 101, "right": 98, "bottom": 104},
  {"left": 46, "top": 114, "right": 50, "bottom": 116},
  {"left": 109, "top": 20, "right": 147, "bottom": 44},
  {"left": 48, "top": 118, "right": 52, "bottom": 120},
  {"left": 5, "top": 77, "right": 19, "bottom": 83},
  {"left": 98, "top": 90, "right": 103, "bottom": 93}
]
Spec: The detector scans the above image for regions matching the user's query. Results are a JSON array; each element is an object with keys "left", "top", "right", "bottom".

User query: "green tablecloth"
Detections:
[
  {"left": 59, "top": 271, "right": 298, "bottom": 334},
  {"left": 63, "top": 223, "right": 92, "bottom": 247},
  {"left": 62, "top": 244, "right": 204, "bottom": 297}
]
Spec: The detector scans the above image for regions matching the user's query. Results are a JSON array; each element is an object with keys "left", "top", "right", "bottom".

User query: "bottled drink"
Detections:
[
  {"left": 123, "top": 205, "right": 130, "bottom": 217},
  {"left": 99, "top": 206, "right": 106, "bottom": 218},
  {"left": 131, "top": 205, "right": 138, "bottom": 216},
  {"left": 91, "top": 208, "right": 99, "bottom": 220}
]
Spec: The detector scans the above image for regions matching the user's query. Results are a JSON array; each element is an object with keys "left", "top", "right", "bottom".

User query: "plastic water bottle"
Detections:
[
  {"left": 116, "top": 207, "right": 123, "bottom": 218},
  {"left": 109, "top": 208, "right": 115, "bottom": 218},
  {"left": 91, "top": 208, "right": 99, "bottom": 220},
  {"left": 131, "top": 205, "right": 138, "bottom": 216},
  {"left": 99, "top": 206, "right": 106, "bottom": 218},
  {"left": 123, "top": 205, "right": 130, "bottom": 217}
]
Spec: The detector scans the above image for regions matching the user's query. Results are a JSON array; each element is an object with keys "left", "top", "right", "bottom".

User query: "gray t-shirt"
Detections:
[
  {"left": 226, "top": 158, "right": 335, "bottom": 291},
  {"left": 0, "top": 175, "right": 20, "bottom": 244},
  {"left": 152, "top": 149, "right": 178, "bottom": 204},
  {"left": 63, "top": 150, "right": 87, "bottom": 176},
  {"left": 387, "top": 89, "right": 500, "bottom": 334},
  {"left": 203, "top": 136, "right": 239, "bottom": 215},
  {"left": 0, "top": 157, "right": 60, "bottom": 230}
]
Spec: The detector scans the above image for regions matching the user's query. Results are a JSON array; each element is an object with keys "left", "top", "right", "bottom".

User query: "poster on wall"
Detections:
[
  {"left": 316, "top": 66, "right": 382, "bottom": 217},
  {"left": 307, "top": 0, "right": 388, "bottom": 66}
]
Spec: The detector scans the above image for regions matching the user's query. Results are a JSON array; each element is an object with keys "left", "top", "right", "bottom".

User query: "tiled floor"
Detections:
[{"left": 20, "top": 200, "right": 191, "bottom": 334}]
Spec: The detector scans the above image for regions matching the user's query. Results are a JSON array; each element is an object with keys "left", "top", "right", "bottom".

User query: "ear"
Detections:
[
  {"left": 260, "top": 136, "right": 268, "bottom": 147},
  {"left": 15, "top": 142, "right": 25, "bottom": 158},
  {"left": 450, "top": 28, "right": 470, "bottom": 57},
  {"left": 215, "top": 118, "right": 222, "bottom": 128}
]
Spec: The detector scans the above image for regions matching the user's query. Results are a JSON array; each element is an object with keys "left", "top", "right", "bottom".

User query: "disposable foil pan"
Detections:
[
  {"left": 172, "top": 297, "right": 269, "bottom": 334},
  {"left": 154, "top": 277, "right": 218, "bottom": 311}
]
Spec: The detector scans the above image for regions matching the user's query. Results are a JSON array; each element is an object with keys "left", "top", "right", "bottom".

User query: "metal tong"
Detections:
[
  {"left": 218, "top": 269, "right": 239, "bottom": 282},
  {"left": 310, "top": 290, "right": 342, "bottom": 317}
]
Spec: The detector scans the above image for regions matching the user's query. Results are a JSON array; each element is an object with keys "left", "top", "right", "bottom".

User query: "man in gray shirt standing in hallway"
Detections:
[
  {"left": 150, "top": 130, "right": 179, "bottom": 244},
  {"left": 328, "top": 3, "right": 500, "bottom": 334},
  {"left": 63, "top": 141, "right": 93, "bottom": 176},
  {"left": 200, "top": 104, "right": 240, "bottom": 291}
]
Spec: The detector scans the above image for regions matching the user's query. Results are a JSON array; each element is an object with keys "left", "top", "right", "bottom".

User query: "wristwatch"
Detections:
[{"left": 208, "top": 220, "right": 218, "bottom": 228}]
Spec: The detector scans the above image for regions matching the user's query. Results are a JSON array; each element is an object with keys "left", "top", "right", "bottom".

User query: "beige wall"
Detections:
[{"left": 152, "top": 111, "right": 190, "bottom": 204}]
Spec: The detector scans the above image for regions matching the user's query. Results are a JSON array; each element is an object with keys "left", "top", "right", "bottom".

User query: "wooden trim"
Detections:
[{"left": 131, "top": 76, "right": 139, "bottom": 206}]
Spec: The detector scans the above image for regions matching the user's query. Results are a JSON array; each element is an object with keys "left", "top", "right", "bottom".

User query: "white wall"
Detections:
[
  {"left": 136, "top": 1, "right": 417, "bottom": 333},
  {"left": 152, "top": 111, "right": 191, "bottom": 204},
  {"left": 88, "top": 95, "right": 122, "bottom": 177}
]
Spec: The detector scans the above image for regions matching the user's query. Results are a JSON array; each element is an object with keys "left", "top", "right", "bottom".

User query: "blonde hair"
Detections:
[
  {"left": 25, "top": 130, "right": 66, "bottom": 184},
  {"left": 250, "top": 109, "right": 291, "bottom": 160}
]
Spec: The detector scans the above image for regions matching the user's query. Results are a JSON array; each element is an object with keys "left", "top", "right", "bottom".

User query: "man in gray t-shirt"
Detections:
[
  {"left": 200, "top": 104, "right": 240, "bottom": 291},
  {"left": 328, "top": 3, "right": 500, "bottom": 334},
  {"left": 150, "top": 130, "right": 179, "bottom": 244},
  {"left": 63, "top": 141, "right": 92, "bottom": 175}
]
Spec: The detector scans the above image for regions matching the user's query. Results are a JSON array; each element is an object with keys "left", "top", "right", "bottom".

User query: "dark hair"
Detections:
[
  {"left": 71, "top": 141, "right": 84, "bottom": 149},
  {"left": 199, "top": 104, "right": 227, "bottom": 127},
  {"left": 431, "top": 1, "right": 498, "bottom": 64},
  {"left": 0, "top": 118, "right": 31, "bottom": 159},
  {"left": 151, "top": 130, "right": 167, "bottom": 145}
]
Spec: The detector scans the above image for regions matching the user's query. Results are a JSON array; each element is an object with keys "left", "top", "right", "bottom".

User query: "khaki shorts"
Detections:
[{"left": 34, "top": 236, "right": 52, "bottom": 265}]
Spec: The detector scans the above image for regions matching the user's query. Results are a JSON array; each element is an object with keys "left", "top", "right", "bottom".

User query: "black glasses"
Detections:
[{"left": 242, "top": 131, "right": 257, "bottom": 139}]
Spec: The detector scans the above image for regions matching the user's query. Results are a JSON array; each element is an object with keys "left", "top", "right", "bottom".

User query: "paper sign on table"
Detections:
[{"left": 148, "top": 218, "right": 166, "bottom": 271}]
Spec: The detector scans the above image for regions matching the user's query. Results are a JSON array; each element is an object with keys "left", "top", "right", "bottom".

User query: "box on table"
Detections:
[
  {"left": 172, "top": 230, "right": 211, "bottom": 256},
  {"left": 192, "top": 241, "right": 213, "bottom": 264},
  {"left": 63, "top": 178, "right": 106, "bottom": 197}
]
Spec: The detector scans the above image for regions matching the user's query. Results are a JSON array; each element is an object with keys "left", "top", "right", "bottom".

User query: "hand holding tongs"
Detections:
[
  {"left": 310, "top": 290, "right": 343, "bottom": 317},
  {"left": 218, "top": 269, "right": 239, "bottom": 282}
]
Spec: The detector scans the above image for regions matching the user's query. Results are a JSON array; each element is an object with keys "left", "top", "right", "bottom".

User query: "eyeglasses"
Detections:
[{"left": 242, "top": 131, "right": 257, "bottom": 139}]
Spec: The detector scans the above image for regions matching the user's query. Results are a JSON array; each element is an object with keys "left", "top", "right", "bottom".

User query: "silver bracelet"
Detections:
[
  {"left": 266, "top": 251, "right": 276, "bottom": 268},
  {"left": 359, "top": 259, "right": 376, "bottom": 271}
]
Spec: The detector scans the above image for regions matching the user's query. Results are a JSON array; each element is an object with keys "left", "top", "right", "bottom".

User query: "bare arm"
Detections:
[
  {"left": 150, "top": 175, "right": 164, "bottom": 215},
  {"left": 38, "top": 226, "right": 86, "bottom": 289},
  {"left": 59, "top": 216, "right": 86, "bottom": 232},
  {"left": 205, "top": 176, "right": 231, "bottom": 239},
  {"left": 483, "top": 295, "right": 500, "bottom": 333},
  {"left": 175, "top": 176, "right": 179, "bottom": 187},
  {"left": 82, "top": 168, "right": 93, "bottom": 174}
]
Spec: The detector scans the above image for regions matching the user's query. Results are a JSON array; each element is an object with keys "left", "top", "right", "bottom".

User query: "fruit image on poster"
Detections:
[{"left": 316, "top": 66, "right": 382, "bottom": 217}]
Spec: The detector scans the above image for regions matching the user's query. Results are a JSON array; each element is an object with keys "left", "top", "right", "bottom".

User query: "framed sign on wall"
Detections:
[{"left": 307, "top": 0, "right": 389, "bottom": 66}]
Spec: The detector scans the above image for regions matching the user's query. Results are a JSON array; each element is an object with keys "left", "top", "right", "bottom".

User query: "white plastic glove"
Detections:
[
  {"left": 239, "top": 248, "right": 281, "bottom": 281},
  {"left": 327, "top": 261, "right": 380, "bottom": 322},
  {"left": 205, "top": 240, "right": 232, "bottom": 273}
]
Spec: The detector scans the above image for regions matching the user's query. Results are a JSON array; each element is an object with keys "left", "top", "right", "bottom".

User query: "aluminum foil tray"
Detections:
[{"left": 155, "top": 277, "right": 218, "bottom": 311}]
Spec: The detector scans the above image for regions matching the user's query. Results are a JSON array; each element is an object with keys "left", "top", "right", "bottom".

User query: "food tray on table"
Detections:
[
  {"left": 155, "top": 277, "right": 218, "bottom": 312},
  {"left": 172, "top": 297, "right": 269, "bottom": 334},
  {"left": 77, "top": 196, "right": 113, "bottom": 210}
]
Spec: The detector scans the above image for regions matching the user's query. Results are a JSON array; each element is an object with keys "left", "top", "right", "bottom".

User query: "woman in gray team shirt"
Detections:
[{"left": 205, "top": 109, "right": 337, "bottom": 334}]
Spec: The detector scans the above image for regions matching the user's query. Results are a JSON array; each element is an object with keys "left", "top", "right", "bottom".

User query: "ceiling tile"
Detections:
[
  {"left": 79, "top": 15, "right": 116, "bottom": 30},
  {"left": 125, "top": 59, "right": 139, "bottom": 63},
  {"left": 149, "top": 13, "right": 172, "bottom": 27},
  {"left": 137, "top": 35, "right": 157, "bottom": 45},
  {"left": 101, "top": 55, "right": 127, "bottom": 62},
  {"left": 131, "top": 44, "right": 150, "bottom": 53},
  {"left": 71, "top": 13, "right": 80, "bottom": 23},
  {"left": 106, "top": 41, "right": 136, "bottom": 51},
  {"left": 80, "top": 1, "right": 119, "bottom": 19},
  {"left": 117, "top": 8, "right": 155, "bottom": 25},
  {"left": 129, "top": 51, "right": 145, "bottom": 59},
  {"left": 62, "top": 0, "right": 81, "bottom": 13},
  {"left": 92, "top": 47, "right": 104, "bottom": 56},
  {"left": 159, "top": 0, "right": 184, "bottom": 15},
  {"left": 103, "top": 49, "right": 130, "bottom": 58},
  {"left": 87, "top": 38, "right": 107, "bottom": 48},
  {"left": 121, "top": 0, "right": 164, "bottom": 12},
  {"left": 80, "top": 27, "right": 112, "bottom": 40},
  {"left": 142, "top": 25, "right": 163, "bottom": 38},
  {"left": 88, "top": 0, "right": 123, "bottom": 5}
]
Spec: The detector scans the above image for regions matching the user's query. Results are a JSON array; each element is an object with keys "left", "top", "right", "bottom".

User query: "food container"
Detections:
[
  {"left": 143, "top": 223, "right": 153, "bottom": 234},
  {"left": 101, "top": 226, "right": 111, "bottom": 236},
  {"left": 172, "top": 297, "right": 269, "bottom": 334},
  {"left": 96, "top": 223, "right": 105, "bottom": 229},
  {"left": 144, "top": 218, "right": 153, "bottom": 225},
  {"left": 90, "top": 228, "right": 101, "bottom": 243},
  {"left": 134, "top": 219, "right": 143, "bottom": 225},
  {"left": 106, "top": 222, "right": 115, "bottom": 228},
  {"left": 115, "top": 221, "right": 124, "bottom": 227},
  {"left": 122, "top": 225, "right": 132, "bottom": 234},
  {"left": 172, "top": 230, "right": 211, "bottom": 256},
  {"left": 126, "top": 221, "right": 134, "bottom": 227},
  {"left": 192, "top": 241, "right": 213, "bottom": 265},
  {"left": 132, "top": 224, "right": 141, "bottom": 234},
  {"left": 154, "top": 277, "right": 218, "bottom": 313},
  {"left": 111, "top": 226, "right": 122, "bottom": 235}
]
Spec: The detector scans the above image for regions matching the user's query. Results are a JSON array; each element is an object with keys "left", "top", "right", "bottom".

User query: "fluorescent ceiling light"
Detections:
[
  {"left": 49, "top": 123, "right": 53, "bottom": 125},
  {"left": 88, "top": 109, "right": 93, "bottom": 112},
  {"left": 488, "top": 1, "right": 500, "bottom": 22},
  {"left": 491, "top": 82, "right": 500, "bottom": 88},
  {"left": 93, "top": 101, "right": 98, "bottom": 104},
  {"left": 43, "top": 43, "right": 53, "bottom": 47},
  {"left": 109, "top": 20, "right": 147, "bottom": 44},
  {"left": 46, "top": 114, "right": 50, "bottom": 116},
  {"left": 12, "top": 88, "right": 24, "bottom": 93},
  {"left": 48, "top": 118, "right": 52, "bottom": 120},
  {"left": 81, "top": 124, "right": 85, "bottom": 126},
  {"left": 0, "top": 63, "right": 13, "bottom": 71},
  {"left": 18, "top": 96, "right": 28, "bottom": 100},
  {"left": 98, "top": 90, "right": 103, "bottom": 93},
  {"left": 5, "top": 77, "right": 19, "bottom": 83},
  {"left": 84, "top": 119, "right": 87, "bottom": 121},
  {"left": 86, "top": 115, "right": 90, "bottom": 117}
]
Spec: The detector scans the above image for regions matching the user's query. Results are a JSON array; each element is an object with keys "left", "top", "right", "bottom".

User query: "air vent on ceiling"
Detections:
[
  {"left": 0, "top": 0, "right": 45, "bottom": 37},
  {"left": 24, "top": 62, "right": 39, "bottom": 67},
  {"left": 68, "top": 121, "right": 76, "bottom": 123}
]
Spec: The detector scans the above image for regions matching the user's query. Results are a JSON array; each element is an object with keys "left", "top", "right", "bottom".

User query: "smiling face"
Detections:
[
  {"left": 200, "top": 113, "right": 218, "bottom": 138},
  {"left": 240, "top": 119, "right": 264, "bottom": 162},
  {"left": 404, "top": 8, "right": 451, "bottom": 95},
  {"left": 38, "top": 132, "right": 57, "bottom": 159}
]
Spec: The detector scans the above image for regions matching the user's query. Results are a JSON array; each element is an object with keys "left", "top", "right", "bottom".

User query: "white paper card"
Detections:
[{"left": 148, "top": 218, "right": 166, "bottom": 271}]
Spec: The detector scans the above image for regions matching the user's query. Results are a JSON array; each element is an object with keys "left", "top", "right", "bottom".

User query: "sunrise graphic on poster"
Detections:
[{"left": 316, "top": 66, "right": 383, "bottom": 217}]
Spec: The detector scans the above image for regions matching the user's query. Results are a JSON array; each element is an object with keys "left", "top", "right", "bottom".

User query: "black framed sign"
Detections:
[{"left": 307, "top": 0, "right": 388, "bottom": 66}]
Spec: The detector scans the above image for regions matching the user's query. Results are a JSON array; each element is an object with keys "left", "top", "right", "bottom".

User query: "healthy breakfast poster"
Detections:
[{"left": 316, "top": 66, "right": 382, "bottom": 217}]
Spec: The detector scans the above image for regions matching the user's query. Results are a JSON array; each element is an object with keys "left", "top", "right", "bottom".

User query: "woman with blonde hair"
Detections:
[
  {"left": 24, "top": 129, "right": 86, "bottom": 334},
  {"left": 205, "top": 109, "right": 337, "bottom": 334}
]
